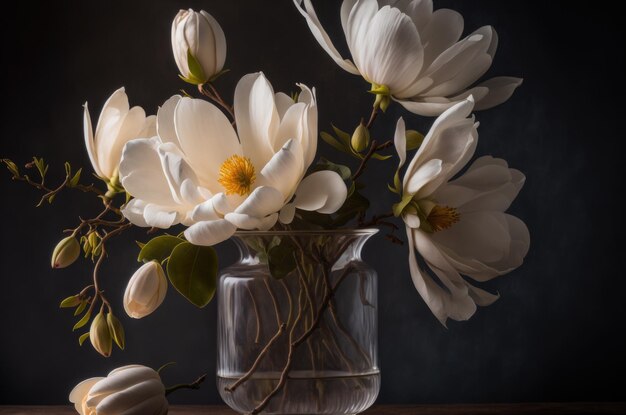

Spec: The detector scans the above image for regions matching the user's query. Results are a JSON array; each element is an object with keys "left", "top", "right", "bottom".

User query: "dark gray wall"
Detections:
[{"left": 1, "top": 0, "right": 625, "bottom": 405}]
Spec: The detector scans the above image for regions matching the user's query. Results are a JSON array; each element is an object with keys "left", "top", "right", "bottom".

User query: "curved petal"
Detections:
[
  {"left": 274, "top": 92, "right": 294, "bottom": 119},
  {"left": 201, "top": 10, "right": 227, "bottom": 73},
  {"left": 394, "top": 97, "right": 460, "bottom": 117},
  {"left": 393, "top": 117, "right": 407, "bottom": 169},
  {"left": 119, "top": 138, "right": 175, "bottom": 206},
  {"left": 234, "top": 186, "right": 285, "bottom": 217},
  {"left": 474, "top": 77, "right": 523, "bottom": 111},
  {"left": 345, "top": 0, "right": 379, "bottom": 68},
  {"left": 420, "top": 8, "right": 464, "bottom": 67},
  {"left": 93, "top": 379, "right": 164, "bottom": 413},
  {"left": 294, "top": 171, "right": 347, "bottom": 214},
  {"left": 258, "top": 139, "right": 304, "bottom": 199},
  {"left": 121, "top": 199, "right": 149, "bottom": 227},
  {"left": 190, "top": 193, "right": 230, "bottom": 222},
  {"left": 144, "top": 204, "right": 179, "bottom": 229},
  {"left": 157, "top": 95, "right": 181, "bottom": 146},
  {"left": 356, "top": 5, "right": 424, "bottom": 92},
  {"left": 94, "top": 87, "right": 128, "bottom": 142},
  {"left": 157, "top": 142, "right": 200, "bottom": 205},
  {"left": 174, "top": 97, "right": 241, "bottom": 187},
  {"left": 88, "top": 367, "right": 160, "bottom": 400},
  {"left": 293, "top": 0, "right": 359, "bottom": 74},
  {"left": 279, "top": 203, "right": 296, "bottom": 224},
  {"left": 70, "top": 377, "right": 105, "bottom": 414},
  {"left": 184, "top": 219, "right": 237, "bottom": 246},
  {"left": 234, "top": 73, "right": 279, "bottom": 170},
  {"left": 225, "top": 212, "right": 278, "bottom": 230},
  {"left": 83, "top": 103, "right": 104, "bottom": 178}
]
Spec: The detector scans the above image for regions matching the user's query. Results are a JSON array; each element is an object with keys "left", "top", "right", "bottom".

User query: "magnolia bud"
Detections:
[
  {"left": 351, "top": 123, "right": 370, "bottom": 153},
  {"left": 90, "top": 312, "right": 112, "bottom": 357},
  {"left": 51, "top": 236, "right": 81, "bottom": 269},
  {"left": 124, "top": 261, "right": 168, "bottom": 319},
  {"left": 172, "top": 9, "right": 227, "bottom": 85},
  {"left": 406, "top": 130, "right": 424, "bottom": 150}
]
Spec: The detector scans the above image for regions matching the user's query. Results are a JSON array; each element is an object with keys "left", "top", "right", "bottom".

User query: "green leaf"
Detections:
[
  {"left": 167, "top": 242, "right": 218, "bottom": 308},
  {"left": 320, "top": 131, "right": 349, "bottom": 154},
  {"left": 60, "top": 296, "right": 81, "bottom": 308},
  {"left": 186, "top": 49, "right": 207, "bottom": 85},
  {"left": 69, "top": 168, "right": 82, "bottom": 187},
  {"left": 371, "top": 152, "right": 393, "bottom": 161},
  {"left": 267, "top": 238, "right": 297, "bottom": 280},
  {"left": 331, "top": 125, "right": 352, "bottom": 147},
  {"left": 138, "top": 235, "right": 185, "bottom": 263},
  {"left": 78, "top": 332, "right": 90, "bottom": 346},
  {"left": 74, "top": 300, "right": 88, "bottom": 316},
  {"left": 2, "top": 159, "right": 19, "bottom": 176},
  {"left": 64, "top": 162, "right": 72, "bottom": 177},
  {"left": 393, "top": 194, "right": 414, "bottom": 217},
  {"left": 314, "top": 158, "right": 351, "bottom": 180},
  {"left": 73, "top": 309, "right": 92, "bottom": 331},
  {"left": 332, "top": 188, "right": 370, "bottom": 227}
]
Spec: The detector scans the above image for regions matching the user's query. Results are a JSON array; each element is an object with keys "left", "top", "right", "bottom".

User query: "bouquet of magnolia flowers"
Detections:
[{"left": 3, "top": 1, "right": 529, "bottom": 414}]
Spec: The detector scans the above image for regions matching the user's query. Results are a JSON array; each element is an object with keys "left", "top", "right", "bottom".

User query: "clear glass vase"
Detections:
[{"left": 217, "top": 230, "right": 380, "bottom": 414}]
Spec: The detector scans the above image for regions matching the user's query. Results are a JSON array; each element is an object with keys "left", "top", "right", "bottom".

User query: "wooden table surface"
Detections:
[{"left": 0, "top": 403, "right": 624, "bottom": 414}]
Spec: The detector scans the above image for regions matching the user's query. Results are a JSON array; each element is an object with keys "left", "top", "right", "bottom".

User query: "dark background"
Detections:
[{"left": 1, "top": 0, "right": 625, "bottom": 406}]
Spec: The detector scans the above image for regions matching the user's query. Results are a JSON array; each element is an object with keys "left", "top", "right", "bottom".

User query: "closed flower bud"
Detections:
[
  {"left": 172, "top": 9, "right": 227, "bottom": 85},
  {"left": 106, "top": 313, "right": 125, "bottom": 350},
  {"left": 351, "top": 123, "right": 370, "bottom": 153},
  {"left": 51, "top": 236, "right": 81, "bottom": 269},
  {"left": 60, "top": 295, "right": 81, "bottom": 308},
  {"left": 69, "top": 365, "right": 168, "bottom": 415},
  {"left": 124, "top": 261, "right": 168, "bottom": 319},
  {"left": 405, "top": 130, "right": 424, "bottom": 151},
  {"left": 90, "top": 312, "right": 112, "bottom": 357}
]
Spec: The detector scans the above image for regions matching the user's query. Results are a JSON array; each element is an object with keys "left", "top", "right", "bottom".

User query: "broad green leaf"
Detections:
[
  {"left": 267, "top": 238, "right": 297, "bottom": 280},
  {"left": 73, "top": 309, "right": 92, "bottom": 331},
  {"left": 186, "top": 49, "right": 207, "bottom": 85},
  {"left": 320, "top": 132, "right": 349, "bottom": 154},
  {"left": 138, "top": 235, "right": 185, "bottom": 263},
  {"left": 167, "top": 242, "right": 218, "bottom": 308},
  {"left": 314, "top": 158, "right": 351, "bottom": 180},
  {"left": 78, "top": 332, "right": 90, "bottom": 346}
]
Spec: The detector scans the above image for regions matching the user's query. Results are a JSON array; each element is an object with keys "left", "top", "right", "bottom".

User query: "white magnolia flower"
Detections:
[
  {"left": 294, "top": 0, "right": 522, "bottom": 116},
  {"left": 124, "top": 261, "right": 168, "bottom": 319},
  {"left": 69, "top": 365, "right": 168, "bottom": 415},
  {"left": 83, "top": 88, "right": 156, "bottom": 181},
  {"left": 172, "top": 9, "right": 226, "bottom": 85},
  {"left": 119, "top": 72, "right": 347, "bottom": 246},
  {"left": 394, "top": 98, "right": 530, "bottom": 325}
]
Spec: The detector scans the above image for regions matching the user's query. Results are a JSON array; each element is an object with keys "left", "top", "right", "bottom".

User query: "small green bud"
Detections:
[
  {"left": 106, "top": 313, "right": 125, "bottom": 350},
  {"left": 406, "top": 130, "right": 425, "bottom": 150},
  {"left": 51, "top": 236, "right": 81, "bottom": 269},
  {"left": 88, "top": 232, "right": 102, "bottom": 257},
  {"left": 60, "top": 295, "right": 81, "bottom": 308},
  {"left": 351, "top": 123, "right": 370, "bottom": 153},
  {"left": 90, "top": 312, "right": 112, "bottom": 357}
]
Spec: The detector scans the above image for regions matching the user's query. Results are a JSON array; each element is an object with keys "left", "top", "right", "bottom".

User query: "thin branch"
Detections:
[
  {"left": 351, "top": 140, "right": 378, "bottom": 182},
  {"left": 165, "top": 374, "right": 207, "bottom": 396}
]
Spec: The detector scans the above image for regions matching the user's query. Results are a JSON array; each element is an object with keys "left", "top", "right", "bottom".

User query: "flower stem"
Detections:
[{"left": 165, "top": 373, "right": 207, "bottom": 396}]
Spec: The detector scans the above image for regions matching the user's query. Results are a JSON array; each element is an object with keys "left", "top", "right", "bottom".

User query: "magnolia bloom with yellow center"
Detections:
[
  {"left": 394, "top": 98, "right": 530, "bottom": 325},
  {"left": 119, "top": 72, "right": 347, "bottom": 246},
  {"left": 294, "top": 0, "right": 522, "bottom": 116},
  {"left": 83, "top": 88, "right": 156, "bottom": 182}
]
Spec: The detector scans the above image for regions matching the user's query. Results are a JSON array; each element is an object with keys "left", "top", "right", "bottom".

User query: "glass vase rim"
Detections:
[{"left": 232, "top": 228, "right": 379, "bottom": 237}]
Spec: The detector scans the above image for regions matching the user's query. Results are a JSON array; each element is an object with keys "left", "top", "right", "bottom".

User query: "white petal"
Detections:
[
  {"left": 93, "top": 379, "right": 164, "bottom": 413},
  {"left": 405, "top": 158, "right": 442, "bottom": 195},
  {"left": 157, "top": 95, "right": 181, "bottom": 146},
  {"left": 144, "top": 204, "right": 179, "bottom": 229},
  {"left": 259, "top": 139, "right": 304, "bottom": 198},
  {"left": 225, "top": 212, "right": 278, "bottom": 230},
  {"left": 359, "top": 5, "right": 424, "bottom": 92},
  {"left": 403, "top": 213, "right": 421, "bottom": 229},
  {"left": 138, "top": 115, "right": 156, "bottom": 139},
  {"left": 293, "top": 0, "right": 359, "bottom": 74},
  {"left": 70, "top": 377, "right": 105, "bottom": 414},
  {"left": 88, "top": 367, "right": 160, "bottom": 399},
  {"left": 174, "top": 97, "right": 241, "bottom": 187},
  {"left": 395, "top": 97, "right": 459, "bottom": 117},
  {"left": 190, "top": 195, "right": 225, "bottom": 222},
  {"left": 94, "top": 87, "right": 128, "bottom": 143},
  {"left": 235, "top": 186, "right": 285, "bottom": 217},
  {"left": 274, "top": 92, "right": 294, "bottom": 119},
  {"left": 420, "top": 9, "right": 464, "bottom": 67},
  {"left": 345, "top": 0, "right": 379, "bottom": 68},
  {"left": 474, "top": 77, "right": 524, "bottom": 111},
  {"left": 393, "top": 117, "right": 407, "bottom": 169},
  {"left": 157, "top": 142, "right": 200, "bottom": 205},
  {"left": 119, "top": 138, "right": 175, "bottom": 206},
  {"left": 83, "top": 103, "right": 104, "bottom": 178},
  {"left": 279, "top": 203, "right": 296, "bottom": 224},
  {"left": 294, "top": 171, "right": 347, "bottom": 214},
  {"left": 184, "top": 219, "right": 237, "bottom": 246},
  {"left": 121, "top": 199, "right": 149, "bottom": 227},
  {"left": 200, "top": 10, "right": 227, "bottom": 74}
]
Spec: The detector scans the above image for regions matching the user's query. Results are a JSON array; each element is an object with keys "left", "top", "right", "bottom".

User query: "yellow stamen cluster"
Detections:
[
  {"left": 218, "top": 155, "right": 256, "bottom": 196},
  {"left": 427, "top": 205, "right": 460, "bottom": 232}
]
